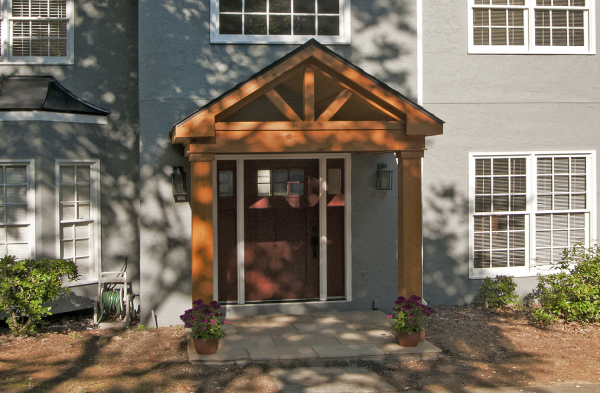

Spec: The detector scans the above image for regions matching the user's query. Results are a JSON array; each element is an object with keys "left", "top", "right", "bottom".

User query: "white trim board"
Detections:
[{"left": 0, "top": 112, "right": 108, "bottom": 124}]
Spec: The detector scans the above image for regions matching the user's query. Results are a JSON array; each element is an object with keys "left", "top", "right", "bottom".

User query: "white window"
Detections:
[
  {"left": 0, "top": 160, "right": 35, "bottom": 260},
  {"left": 468, "top": 0, "right": 596, "bottom": 54},
  {"left": 210, "top": 0, "right": 351, "bottom": 44},
  {"left": 56, "top": 160, "right": 100, "bottom": 283},
  {"left": 469, "top": 152, "right": 596, "bottom": 278},
  {"left": 0, "top": 0, "right": 74, "bottom": 64}
]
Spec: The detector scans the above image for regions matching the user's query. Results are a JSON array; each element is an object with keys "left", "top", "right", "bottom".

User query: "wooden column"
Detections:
[
  {"left": 397, "top": 150, "right": 424, "bottom": 299},
  {"left": 190, "top": 153, "right": 215, "bottom": 302}
]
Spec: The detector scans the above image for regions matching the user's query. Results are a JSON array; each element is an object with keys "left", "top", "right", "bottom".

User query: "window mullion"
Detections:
[{"left": 528, "top": 155, "right": 536, "bottom": 271}]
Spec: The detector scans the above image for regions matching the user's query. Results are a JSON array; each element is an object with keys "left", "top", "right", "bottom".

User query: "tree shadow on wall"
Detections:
[
  {"left": 422, "top": 184, "right": 483, "bottom": 305},
  {"left": 138, "top": 0, "right": 421, "bottom": 324}
]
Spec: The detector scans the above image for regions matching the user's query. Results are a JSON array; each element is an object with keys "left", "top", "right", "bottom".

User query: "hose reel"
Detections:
[{"left": 94, "top": 266, "right": 134, "bottom": 329}]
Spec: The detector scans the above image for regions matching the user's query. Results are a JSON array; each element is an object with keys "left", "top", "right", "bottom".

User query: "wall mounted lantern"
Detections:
[
  {"left": 171, "top": 166, "right": 187, "bottom": 202},
  {"left": 376, "top": 164, "right": 393, "bottom": 190}
]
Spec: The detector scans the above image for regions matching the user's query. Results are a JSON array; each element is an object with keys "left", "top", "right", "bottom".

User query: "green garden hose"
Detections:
[{"left": 98, "top": 289, "right": 122, "bottom": 323}]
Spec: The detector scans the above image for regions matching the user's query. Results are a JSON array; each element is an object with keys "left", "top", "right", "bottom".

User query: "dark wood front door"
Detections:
[{"left": 244, "top": 159, "right": 320, "bottom": 301}]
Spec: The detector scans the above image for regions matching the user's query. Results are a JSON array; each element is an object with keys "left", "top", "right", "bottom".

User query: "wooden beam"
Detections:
[
  {"left": 215, "top": 120, "right": 404, "bottom": 131},
  {"left": 187, "top": 131, "right": 424, "bottom": 154},
  {"left": 190, "top": 157, "right": 215, "bottom": 303},
  {"left": 397, "top": 150, "right": 424, "bottom": 301},
  {"left": 313, "top": 65, "right": 402, "bottom": 122},
  {"left": 265, "top": 89, "right": 302, "bottom": 122},
  {"left": 304, "top": 67, "right": 315, "bottom": 122},
  {"left": 171, "top": 118, "right": 216, "bottom": 143},
  {"left": 317, "top": 89, "right": 352, "bottom": 122},
  {"left": 307, "top": 53, "right": 443, "bottom": 136}
]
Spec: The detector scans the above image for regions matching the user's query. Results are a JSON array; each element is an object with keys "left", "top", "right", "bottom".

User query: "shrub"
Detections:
[
  {"left": 532, "top": 244, "right": 600, "bottom": 325},
  {"left": 474, "top": 275, "right": 519, "bottom": 309},
  {"left": 0, "top": 255, "right": 79, "bottom": 336}
]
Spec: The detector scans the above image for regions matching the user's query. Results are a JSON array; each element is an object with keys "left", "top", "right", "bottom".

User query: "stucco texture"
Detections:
[
  {"left": 421, "top": 2, "right": 600, "bottom": 305},
  {"left": 138, "top": 0, "right": 420, "bottom": 325}
]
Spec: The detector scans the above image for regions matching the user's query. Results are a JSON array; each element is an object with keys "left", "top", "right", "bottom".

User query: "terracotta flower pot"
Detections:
[
  {"left": 192, "top": 338, "right": 219, "bottom": 355},
  {"left": 396, "top": 331, "right": 420, "bottom": 347}
]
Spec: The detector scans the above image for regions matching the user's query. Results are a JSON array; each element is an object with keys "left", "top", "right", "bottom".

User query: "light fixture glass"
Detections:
[
  {"left": 376, "top": 164, "right": 393, "bottom": 190},
  {"left": 171, "top": 166, "right": 187, "bottom": 201}
]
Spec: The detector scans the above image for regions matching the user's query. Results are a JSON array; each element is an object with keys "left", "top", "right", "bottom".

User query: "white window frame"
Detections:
[
  {"left": 210, "top": 0, "right": 351, "bottom": 44},
  {"left": 55, "top": 159, "right": 101, "bottom": 285},
  {"left": 468, "top": 0, "right": 596, "bottom": 54},
  {"left": 469, "top": 151, "right": 596, "bottom": 279},
  {"left": 0, "top": 0, "right": 74, "bottom": 64},
  {"left": 0, "top": 159, "right": 35, "bottom": 260}
]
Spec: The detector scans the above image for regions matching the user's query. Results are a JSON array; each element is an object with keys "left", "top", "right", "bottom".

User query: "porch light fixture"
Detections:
[
  {"left": 376, "top": 164, "right": 393, "bottom": 190},
  {"left": 171, "top": 166, "right": 187, "bottom": 202}
]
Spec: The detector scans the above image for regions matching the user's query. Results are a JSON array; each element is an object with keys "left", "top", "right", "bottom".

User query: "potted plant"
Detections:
[
  {"left": 388, "top": 295, "right": 435, "bottom": 347},
  {"left": 180, "top": 299, "right": 229, "bottom": 355}
]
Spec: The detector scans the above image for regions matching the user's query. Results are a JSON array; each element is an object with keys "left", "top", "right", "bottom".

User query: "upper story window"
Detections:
[
  {"left": 210, "top": 0, "right": 351, "bottom": 44},
  {"left": 468, "top": 0, "right": 596, "bottom": 54},
  {"left": 0, "top": 0, "right": 74, "bottom": 64}
]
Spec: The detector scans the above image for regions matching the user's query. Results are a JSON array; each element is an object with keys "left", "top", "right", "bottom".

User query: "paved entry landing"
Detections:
[{"left": 187, "top": 310, "right": 441, "bottom": 366}]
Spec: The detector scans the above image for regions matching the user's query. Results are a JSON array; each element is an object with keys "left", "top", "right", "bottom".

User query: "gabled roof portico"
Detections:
[{"left": 171, "top": 40, "right": 443, "bottom": 306}]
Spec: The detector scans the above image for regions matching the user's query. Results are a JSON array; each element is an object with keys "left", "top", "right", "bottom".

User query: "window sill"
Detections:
[
  {"left": 210, "top": 34, "right": 350, "bottom": 45},
  {"left": 469, "top": 266, "right": 573, "bottom": 279},
  {"left": 1, "top": 59, "right": 74, "bottom": 65},
  {"left": 66, "top": 279, "right": 98, "bottom": 287},
  {"left": 470, "top": 267, "right": 533, "bottom": 279},
  {"left": 0, "top": 112, "right": 108, "bottom": 124},
  {"left": 468, "top": 47, "right": 596, "bottom": 55}
]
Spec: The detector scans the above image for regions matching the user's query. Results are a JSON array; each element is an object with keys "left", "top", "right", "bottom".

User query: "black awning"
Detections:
[{"left": 0, "top": 76, "right": 110, "bottom": 116}]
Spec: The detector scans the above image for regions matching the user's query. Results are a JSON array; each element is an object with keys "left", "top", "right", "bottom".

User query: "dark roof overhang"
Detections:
[{"left": 0, "top": 76, "right": 110, "bottom": 116}]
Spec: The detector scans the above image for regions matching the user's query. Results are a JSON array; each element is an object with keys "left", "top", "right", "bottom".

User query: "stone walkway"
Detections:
[{"left": 187, "top": 310, "right": 441, "bottom": 366}]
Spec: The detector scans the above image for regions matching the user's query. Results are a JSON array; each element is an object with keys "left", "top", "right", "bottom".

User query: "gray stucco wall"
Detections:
[
  {"left": 138, "top": 0, "right": 418, "bottom": 326},
  {"left": 0, "top": 2, "right": 139, "bottom": 312},
  {"left": 421, "top": 2, "right": 600, "bottom": 305}
]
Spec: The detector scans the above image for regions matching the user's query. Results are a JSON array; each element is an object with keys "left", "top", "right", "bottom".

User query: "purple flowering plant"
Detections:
[
  {"left": 180, "top": 299, "right": 229, "bottom": 341},
  {"left": 388, "top": 295, "right": 435, "bottom": 333}
]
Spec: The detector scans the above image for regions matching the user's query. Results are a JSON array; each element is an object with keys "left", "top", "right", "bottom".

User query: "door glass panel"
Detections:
[
  {"left": 273, "top": 182, "right": 288, "bottom": 196},
  {"left": 219, "top": 170, "right": 234, "bottom": 197},
  {"left": 257, "top": 170, "right": 271, "bottom": 196},
  {"left": 257, "top": 183, "right": 271, "bottom": 196},
  {"left": 289, "top": 183, "right": 303, "bottom": 195}
]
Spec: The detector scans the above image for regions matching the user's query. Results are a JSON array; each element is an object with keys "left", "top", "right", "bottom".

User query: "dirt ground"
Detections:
[{"left": 1, "top": 306, "right": 599, "bottom": 392}]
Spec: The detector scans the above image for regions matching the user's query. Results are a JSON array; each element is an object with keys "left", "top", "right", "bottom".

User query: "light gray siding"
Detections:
[
  {"left": 421, "top": 2, "right": 600, "bottom": 304},
  {"left": 138, "top": 0, "right": 418, "bottom": 326},
  {"left": 0, "top": 2, "right": 139, "bottom": 312}
]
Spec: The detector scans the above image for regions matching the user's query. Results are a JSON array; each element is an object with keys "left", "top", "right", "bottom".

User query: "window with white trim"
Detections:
[
  {"left": 469, "top": 152, "right": 596, "bottom": 278},
  {"left": 468, "top": 0, "right": 596, "bottom": 54},
  {"left": 57, "top": 161, "right": 100, "bottom": 283},
  {"left": 0, "top": 0, "right": 74, "bottom": 64},
  {"left": 0, "top": 160, "right": 34, "bottom": 260},
  {"left": 210, "top": 0, "right": 350, "bottom": 44}
]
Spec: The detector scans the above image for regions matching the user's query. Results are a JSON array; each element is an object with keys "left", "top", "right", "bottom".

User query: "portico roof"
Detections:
[{"left": 171, "top": 39, "right": 442, "bottom": 156}]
